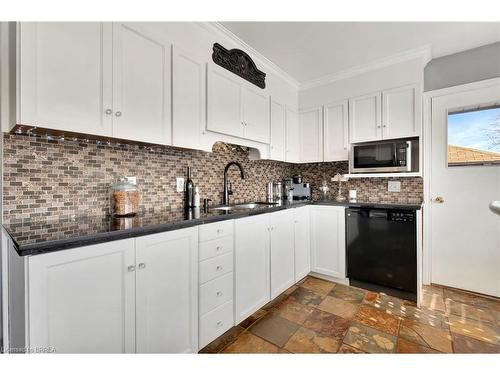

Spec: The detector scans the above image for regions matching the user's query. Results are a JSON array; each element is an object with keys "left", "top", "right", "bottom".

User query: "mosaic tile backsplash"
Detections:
[{"left": 2, "top": 133, "right": 423, "bottom": 223}]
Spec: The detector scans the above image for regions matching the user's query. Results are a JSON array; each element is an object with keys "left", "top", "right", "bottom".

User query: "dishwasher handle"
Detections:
[{"left": 369, "top": 210, "right": 388, "bottom": 219}]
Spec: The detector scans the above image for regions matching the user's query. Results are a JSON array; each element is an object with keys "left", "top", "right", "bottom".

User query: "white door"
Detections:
[
  {"left": 383, "top": 84, "right": 420, "bottom": 140},
  {"left": 206, "top": 66, "right": 244, "bottom": 138},
  {"left": 172, "top": 45, "right": 206, "bottom": 150},
  {"left": 234, "top": 214, "right": 270, "bottom": 323},
  {"left": 112, "top": 23, "right": 171, "bottom": 144},
  {"left": 310, "top": 205, "right": 346, "bottom": 279},
  {"left": 270, "top": 100, "right": 286, "bottom": 161},
  {"left": 18, "top": 22, "right": 113, "bottom": 136},
  {"left": 300, "top": 107, "right": 323, "bottom": 162},
  {"left": 324, "top": 100, "right": 349, "bottom": 161},
  {"left": 135, "top": 227, "right": 198, "bottom": 353},
  {"left": 349, "top": 92, "right": 382, "bottom": 143},
  {"left": 28, "top": 239, "right": 136, "bottom": 353},
  {"left": 286, "top": 107, "right": 300, "bottom": 163},
  {"left": 243, "top": 86, "right": 270, "bottom": 143},
  {"left": 429, "top": 83, "right": 500, "bottom": 297},
  {"left": 294, "top": 206, "right": 311, "bottom": 282},
  {"left": 270, "top": 210, "right": 295, "bottom": 299}
]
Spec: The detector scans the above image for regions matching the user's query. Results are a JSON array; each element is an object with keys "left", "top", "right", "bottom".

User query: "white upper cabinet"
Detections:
[
  {"left": 310, "top": 205, "right": 346, "bottom": 279},
  {"left": 300, "top": 107, "right": 323, "bottom": 163},
  {"left": 285, "top": 107, "right": 300, "bottom": 163},
  {"left": 17, "top": 22, "right": 113, "bottom": 136},
  {"left": 270, "top": 100, "right": 286, "bottom": 161},
  {"left": 28, "top": 239, "right": 136, "bottom": 353},
  {"left": 348, "top": 92, "right": 382, "bottom": 143},
  {"left": 382, "top": 84, "right": 420, "bottom": 140},
  {"left": 243, "top": 85, "right": 270, "bottom": 143},
  {"left": 270, "top": 210, "right": 295, "bottom": 299},
  {"left": 323, "top": 100, "right": 348, "bottom": 161},
  {"left": 234, "top": 214, "right": 270, "bottom": 323},
  {"left": 172, "top": 45, "right": 206, "bottom": 150},
  {"left": 135, "top": 227, "right": 198, "bottom": 353},
  {"left": 112, "top": 23, "right": 171, "bottom": 144},
  {"left": 349, "top": 84, "right": 420, "bottom": 143},
  {"left": 206, "top": 65, "right": 244, "bottom": 138},
  {"left": 206, "top": 65, "right": 270, "bottom": 144}
]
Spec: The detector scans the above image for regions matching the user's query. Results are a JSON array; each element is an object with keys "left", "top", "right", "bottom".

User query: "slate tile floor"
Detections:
[{"left": 199, "top": 276, "right": 500, "bottom": 354}]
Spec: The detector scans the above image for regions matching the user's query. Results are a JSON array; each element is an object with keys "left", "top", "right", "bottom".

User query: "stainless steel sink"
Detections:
[{"left": 212, "top": 202, "right": 277, "bottom": 211}]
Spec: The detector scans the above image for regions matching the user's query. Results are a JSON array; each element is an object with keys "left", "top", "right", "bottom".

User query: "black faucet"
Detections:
[{"left": 223, "top": 161, "right": 245, "bottom": 205}]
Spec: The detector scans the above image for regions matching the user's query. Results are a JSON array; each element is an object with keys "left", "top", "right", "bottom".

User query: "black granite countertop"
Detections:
[{"left": 3, "top": 200, "right": 421, "bottom": 256}]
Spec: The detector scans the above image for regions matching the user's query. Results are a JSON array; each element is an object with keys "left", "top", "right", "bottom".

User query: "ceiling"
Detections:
[{"left": 220, "top": 22, "right": 500, "bottom": 84}]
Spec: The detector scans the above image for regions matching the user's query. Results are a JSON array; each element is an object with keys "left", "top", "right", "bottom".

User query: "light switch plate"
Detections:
[
  {"left": 176, "top": 177, "right": 185, "bottom": 193},
  {"left": 388, "top": 181, "right": 401, "bottom": 193}
]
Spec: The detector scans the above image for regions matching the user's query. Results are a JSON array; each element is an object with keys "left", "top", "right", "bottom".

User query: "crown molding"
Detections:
[
  {"left": 300, "top": 45, "right": 432, "bottom": 91},
  {"left": 199, "top": 22, "right": 300, "bottom": 90}
]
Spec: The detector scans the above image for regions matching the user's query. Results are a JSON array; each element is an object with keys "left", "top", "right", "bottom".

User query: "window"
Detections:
[{"left": 447, "top": 105, "right": 500, "bottom": 166}]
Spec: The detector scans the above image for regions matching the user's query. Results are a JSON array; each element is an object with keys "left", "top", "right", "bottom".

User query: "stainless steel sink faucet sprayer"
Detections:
[{"left": 223, "top": 162, "right": 245, "bottom": 205}]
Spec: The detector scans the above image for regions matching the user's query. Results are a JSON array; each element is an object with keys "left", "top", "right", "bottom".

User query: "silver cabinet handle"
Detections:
[
  {"left": 216, "top": 265, "right": 223, "bottom": 271},
  {"left": 127, "top": 265, "right": 135, "bottom": 272},
  {"left": 216, "top": 229, "right": 223, "bottom": 234},
  {"left": 216, "top": 246, "right": 222, "bottom": 252},
  {"left": 115, "top": 111, "right": 122, "bottom": 117},
  {"left": 216, "top": 291, "right": 223, "bottom": 297},
  {"left": 138, "top": 263, "right": 146, "bottom": 269},
  {"left": 216, "top": 321, "right": 223, "bottom": 327},
  {"left": 105, "top": 109, "right": 113, "bottom": 115}
]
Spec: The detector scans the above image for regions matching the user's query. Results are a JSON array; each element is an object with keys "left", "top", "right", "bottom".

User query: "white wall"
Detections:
[{"left": 299, "top": 57, "right": 425, "bottom": 109}]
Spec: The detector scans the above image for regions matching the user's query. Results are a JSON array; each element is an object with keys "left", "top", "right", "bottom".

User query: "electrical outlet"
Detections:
[
  {"left": 176, "top": 177, "right": 185, "bottom": 193},
  {"left": 388, "top": 181, "right": 401, "bottom": 193},
  {"left": 125, "top": 176, "right": 137, "bottom": 185}
]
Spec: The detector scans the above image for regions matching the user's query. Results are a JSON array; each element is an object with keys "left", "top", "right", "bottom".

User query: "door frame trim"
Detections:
[{"left": 422, "top": 77, "right": 500, "bottom": 285}]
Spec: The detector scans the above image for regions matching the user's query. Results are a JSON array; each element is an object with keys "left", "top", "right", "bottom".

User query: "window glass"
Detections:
[{"left": 448, "top": 106, "right": 500, "bottom": 166}]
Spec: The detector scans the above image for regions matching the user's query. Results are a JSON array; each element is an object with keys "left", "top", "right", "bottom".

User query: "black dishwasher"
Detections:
[{"left": 346, "top": 206, "right": 417, "bottom": 301}]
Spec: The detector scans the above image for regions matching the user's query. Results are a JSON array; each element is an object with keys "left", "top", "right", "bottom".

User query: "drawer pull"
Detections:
[
  {"left": 216, "top": 246, "right": 222, "bottom": 252},
  {"left": 217, "top": 229, "right": 223, "bottom": 234},
  {"left": 216, "top": 321, "right": 223, "bottom": 327},
  {"left": 216, "top": 266, "right": 223, "bottom": 271},
  {"left": 216, "top": 291, "right": 223, "bottom": 297}
]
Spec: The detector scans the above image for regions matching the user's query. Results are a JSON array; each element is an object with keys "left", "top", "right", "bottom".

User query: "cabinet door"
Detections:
[
  {"left": 28, "top": 239, "right": 136, "bottom": 353},
  {"left": 112, "top": 23, "right": 171, "bottom": 144},
  {"left": 18, "top": 22, "right": 113, "bottom": 136},
  {"left": 324, "top": 100, "right": 349, "bottom": 161},
  {"left": 206, "top": 65, "right": 244, "bottom": 138},
  {"left": 269, "top": 100, "right": 286, "bottom": 161},
  {"left": 310, "top": 206, "right": 346, "bottom": 279},
  {"left": 172, "top": 45, "right": 206, "bottom": 150},
  {"left": 285, "top": 107, "right": 300, "bottom": 163},
  {"left": 234, "top": 215, "right": 270, "bottom": 323},
  {"left": 135, "top": 227, "right": 198, "bottom": 353},
  {"left": 243, "top": 86, "right": 270, "bottom": 143},
  {"left": 294, "top": 206, "right": 311, "bottom": 282},
  {"left": 300, "top": 107, "right": 323, "bottom": 162},
  {"left": 382, "top": 84, "right": 420, "bottom": 139},
  {"left": 349, "top": 92, "right": 382, "bottom": 143},
  {"left": 270, "top": 210, "right": 295, "bottom": 299}
]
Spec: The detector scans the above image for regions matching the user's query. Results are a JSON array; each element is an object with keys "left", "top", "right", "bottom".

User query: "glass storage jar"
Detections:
[{"left": 109, "top": 177, "right": 140, "bottom": 217}]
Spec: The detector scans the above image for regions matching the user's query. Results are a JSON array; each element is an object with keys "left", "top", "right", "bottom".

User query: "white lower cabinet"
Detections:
[
  {"left": 197, "top": 221, "right": 235, "bottom": 349},
  {"left": 270, "top": 210, "right": 295, "bottom": 299},
  {"left": 28, "top": 228, "right": 198, "bottom": 354},
  {"left": 135, "top": 228, "right": 198, "bottom": 353},
  {"left": 294, "top": 206, "right": 311, "bottom": 282},
  {"left": 234, "top": 214, "right": 271, "bottom": 324},
  {"left": 310, "top": 205, "right": 346, "bottom": 279}
]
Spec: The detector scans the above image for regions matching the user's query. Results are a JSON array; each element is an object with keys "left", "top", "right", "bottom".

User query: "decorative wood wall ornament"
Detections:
[{"left": 212, "top": 43, "right": 266, "bottom": 89}]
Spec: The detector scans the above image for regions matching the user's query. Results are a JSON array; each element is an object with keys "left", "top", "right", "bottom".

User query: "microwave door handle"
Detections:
[{"left": 393, "top": 145, "right": 397, "bottom": 166}]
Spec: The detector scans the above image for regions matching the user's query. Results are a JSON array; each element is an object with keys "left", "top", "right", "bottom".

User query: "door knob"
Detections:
[{"left": 434, "top": 196, "right": 445, "bottom": 203}]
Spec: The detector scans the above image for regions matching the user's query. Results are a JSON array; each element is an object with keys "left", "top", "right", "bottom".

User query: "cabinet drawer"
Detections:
[
  {"left": 199, "top": 252, "right": 233, "bottom": 284},
  {"left": 199, "top": 272, "right": 233, "bottom": 315},
  {"left": 199, "top": 300, "right": 234, "bottom": 349},
  {"left": 199, "top": 220, "right": 234, "bottom": 242},
  {"left": 199, "top": 236, "right": 233, "bottom": 261}
]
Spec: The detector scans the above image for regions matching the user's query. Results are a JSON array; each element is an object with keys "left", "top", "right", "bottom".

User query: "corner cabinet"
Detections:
[
  {"left": 348, "top": 84, "right": 420, "bottom": 143},
  {"left": 27, "top": 228, "right": 198, "bottom": 353},
  {"left": 206, "top": 65, "right": 270, "bottom": 144},
  {"left": 310, "top": 205, "right": 346, "bottom": 279},
  {"left": 17, "top": 22, "right": 172, "bottom": 144}
]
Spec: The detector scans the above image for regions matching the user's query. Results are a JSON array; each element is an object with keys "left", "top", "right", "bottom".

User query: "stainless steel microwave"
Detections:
[{"left": 350, "top": 140, "right": 413, "bottom": 173}]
